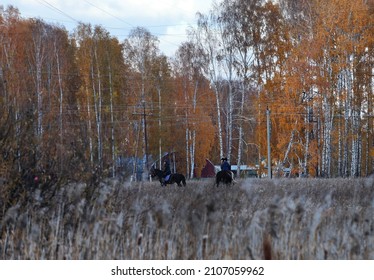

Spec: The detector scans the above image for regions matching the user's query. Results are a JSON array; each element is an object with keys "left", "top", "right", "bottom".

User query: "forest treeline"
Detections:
[{"left": 0, "top": 0, "right": 373, "bottom": 185}]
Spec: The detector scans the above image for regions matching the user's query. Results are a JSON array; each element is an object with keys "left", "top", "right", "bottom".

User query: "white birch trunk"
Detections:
[
  {"left": 236, "top": 84, "right": 245, "bottom": 177},
  {"left": 189, "top": 130, "right": 196, "bottom": 179},
  {"left": 141, "top": 59, "right": 148, "bottom": 181},
  {"left": 91, "top": 47, "right": 103, "bottom": 168},
  {"left": 337, "top": 74, "right": 343, "bottom": 177},
  {"left": 304, "top": 107, "right": 310, "bottom": 177},
  {"left": 55, "top": 44, "right": 64, "bottom": 174},
  {"left": 108, "top": 63, "right": 115, "bottom": 177},
  {"left": 321, "top": 96, "right": 334, "bottom": 177},
  {"left": 343, "top": 78, "right": 350, "bottom": 177},
  {"left": 34, "top": 40, "right": 44, "bottom": 139},
  {"left": 348, "top": 55, "right": 362, "bottom": 177},
  {"left": 189, "top": 81, "right": 198, "bottom": 179},
  {"left": 283, "top": 130, "right": 295, "bottom": 167},
  {"left": 227, "top": 59, "right": 234, "bottom": 162},
  {"left": 85, "top": 85, "right": 94, "bottom": 164},
  {"left": 212, "top": 83, "right": 224, "bottom": 159},
  {"left": 185, "top": 126, "right": 189, "bottom": 178},
  {"left": 158, "top": 86, "right": 162, "bottom": 169}
]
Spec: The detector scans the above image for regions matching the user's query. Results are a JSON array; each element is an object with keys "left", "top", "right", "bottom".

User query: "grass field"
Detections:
[{"left": 1, "top": 177, "right": 374, "bottom": 259}]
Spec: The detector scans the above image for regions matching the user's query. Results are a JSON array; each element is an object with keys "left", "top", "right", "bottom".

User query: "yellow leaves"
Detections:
[
  {"left": 370, "top": 147, "right": 374, "bottom": 158},
  {"left": 314, "top": 0, "right": 372, "bottom": 56}
]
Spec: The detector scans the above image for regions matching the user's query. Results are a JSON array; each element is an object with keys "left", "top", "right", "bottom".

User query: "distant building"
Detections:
[
  {"left": 116, "top": 156, "right": 144, "bottom": 181},
  {"left": 200, "top": 159, "right": 216, "bottom": 178},
  {"left": 201, "top": 158, "right": 258, "bottom": 178},
  {"left": 218, "top": 164, "right": 258, "bottom": 178}
]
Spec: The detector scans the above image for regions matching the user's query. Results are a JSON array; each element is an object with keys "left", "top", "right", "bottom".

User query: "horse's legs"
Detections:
[{"left": 159, "top": 178, "right": 166, "bottom": 187}]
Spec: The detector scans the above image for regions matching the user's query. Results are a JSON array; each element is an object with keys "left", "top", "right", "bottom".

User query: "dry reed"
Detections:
[{"left": 1, "top": 177, "right": 374, "bottom": 259}]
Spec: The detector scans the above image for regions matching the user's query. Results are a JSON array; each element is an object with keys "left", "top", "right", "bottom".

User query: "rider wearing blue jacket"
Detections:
[
  {"left": 162, "top": 159, "right": 171, "bottom": 184},
  {"left": 221, "top": 157, "right": 231, "bottom": 171}
]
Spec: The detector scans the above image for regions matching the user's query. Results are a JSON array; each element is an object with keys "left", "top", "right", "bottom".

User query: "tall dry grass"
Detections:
[{"left": 1, "top": 177, "right": 374, "bottom": 259}]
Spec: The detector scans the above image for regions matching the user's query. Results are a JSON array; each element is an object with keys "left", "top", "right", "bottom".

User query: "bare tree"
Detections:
[
  {"left": 123, "top": 27, "right": 159, "bottom": 180},
  {"left": 194, "top": 11, "right": 225, "bottom": 160}
]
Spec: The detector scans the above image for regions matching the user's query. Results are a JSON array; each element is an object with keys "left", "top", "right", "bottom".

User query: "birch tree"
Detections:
[
  {"left": 218, "top": 0, "right": 264, "bottom": 175},
  {"left": 75, "top": 24, "right": 125, "bottom": 173},
  {"left": 123, "top": 27, "right": 159, "bottom": 180},
  {"left": 194, "top": 12, "right": 225, "bottom": 160},
  {"left": 175, "top": 42, "right": 201, "bottom": 178},
  {"left": 312, "top": 0, "right": 373, "bottom": 177},
  {"left": 28, "top": 20, "right": 48, "bottom": 152}
]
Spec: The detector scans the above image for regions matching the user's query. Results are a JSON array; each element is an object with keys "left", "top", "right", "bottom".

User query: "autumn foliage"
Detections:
[{"left": 0, "top": 0, "right": 373, "bottom": 193}]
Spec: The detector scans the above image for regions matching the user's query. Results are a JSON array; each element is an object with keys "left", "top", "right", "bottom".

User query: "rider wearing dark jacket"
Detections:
[
  {"left": 162, "top": 159, "right": 171, "bottom": 184},
  {"left": 220, "top": 157, "right": 231, "bottom": 171}
]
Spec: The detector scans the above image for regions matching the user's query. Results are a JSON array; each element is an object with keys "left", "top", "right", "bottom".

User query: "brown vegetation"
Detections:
[{"left": 1, "top": 178, "right": 374, "bottom": 259}]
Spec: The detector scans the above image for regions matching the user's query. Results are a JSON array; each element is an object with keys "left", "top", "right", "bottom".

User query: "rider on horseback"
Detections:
[
  {"left": 162, "top": 159, "right": 171, "bottom": 185},
  {"left": 220, "top": 157, "right": 234, "bottom": 181}
]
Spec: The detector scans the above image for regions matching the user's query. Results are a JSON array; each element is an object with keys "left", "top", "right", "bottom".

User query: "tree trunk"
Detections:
[
  {"left": 212, "top": 83, "right": 224, "bottom": 159},
  {"left": 108, "top": 63, "right": 115, "bottom": 177},
  {"left": 55, "top": 44, "right": 64, "bottom": 175},
  {"left": 236, "top": 83, "right": 246, "bottom": 177},
  {"left": 185, "top": 126, "right": 189, "bottom": 178},
  {"left": 189, "top": 81, "right": 198, "bottom": 179},
  {"left": 85, "top": 84, "right": 94, "bottom": 165},
  {"left": 158, "top": 86, "right": 162, "bottom": 169},
  {"left": 321, "top": 95, "right": 334, "bottom": 177},
  {"left": 91, "top": 47, "right": 103, "bottom": 168}
]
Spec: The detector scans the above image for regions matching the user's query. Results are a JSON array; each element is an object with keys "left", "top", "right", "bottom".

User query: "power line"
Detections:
[
  {"left": 35, "top": 0, "right": 80, "bottom": 24},
  {"left": 80, "top": 0, "right": 188, "bottom": 50},
  {"left": 83, "top": 0, "right": 134, "bottom": 29},
  {"left": 30, "top": 0, "right": 196, "bottom": 53}
]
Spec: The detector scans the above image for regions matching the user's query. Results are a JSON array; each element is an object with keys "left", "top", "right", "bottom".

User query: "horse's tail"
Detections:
[
  {"left": 182, "top": 175, "right": 186, "bottom": 186},
  {"left": 230, "top": 171, "right": 237, "bottom": 184}
]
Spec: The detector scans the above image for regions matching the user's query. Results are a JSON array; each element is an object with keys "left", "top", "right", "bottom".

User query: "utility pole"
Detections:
[
  {"left": 143, "top": 100, "right": 149, "bottom": 172},
  {"left": 133, "top": 100, "right": 151, "bottom": 181},
  {"left": 266, "top": 107, "right": 272, "bottom": 179}
]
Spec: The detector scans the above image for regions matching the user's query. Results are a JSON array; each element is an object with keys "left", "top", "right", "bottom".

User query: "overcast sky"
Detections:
[{"left": 1, "top": 0, "right": 215, "bottom": 56}]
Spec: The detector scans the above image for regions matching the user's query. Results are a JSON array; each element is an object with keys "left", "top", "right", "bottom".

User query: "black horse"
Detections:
[
  {"left": 150, "top": 168, "right": 186, "bottom": 187},
  {"left": 215, "top": 170, "right": 234, "bottom": 187}
]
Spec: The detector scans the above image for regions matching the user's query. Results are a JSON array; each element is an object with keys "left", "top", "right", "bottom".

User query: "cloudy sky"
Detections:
[{"left": 1, "top": 0, "right": 215, "bottom": 56}]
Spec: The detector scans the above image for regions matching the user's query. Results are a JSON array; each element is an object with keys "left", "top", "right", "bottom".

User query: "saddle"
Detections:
[{"left": 164, "top": 174, "right": 171, "bottom": 182}]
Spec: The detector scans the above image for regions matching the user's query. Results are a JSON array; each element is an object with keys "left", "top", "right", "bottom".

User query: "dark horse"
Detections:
[
  {"left": 215, "top": 170, "right": 234, "bottom": 187},
  {"left": 150, "top": 168, "right": 186, "bottom": 187}
]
